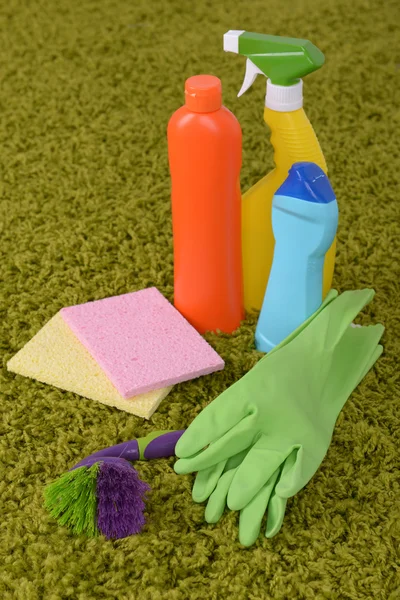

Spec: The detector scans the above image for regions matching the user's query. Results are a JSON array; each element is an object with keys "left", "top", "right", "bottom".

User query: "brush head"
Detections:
[
  {"left": 96, "top": 459, "right": 150, "bottom": 539},
  {"left": 44, "top": 457, "right": 150, "bottom": 539},
  {"left": 44, "top": 462, "right": 100, "bottom": 536}
]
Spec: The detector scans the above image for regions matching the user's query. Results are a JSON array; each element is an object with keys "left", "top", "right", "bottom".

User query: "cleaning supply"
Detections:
[
  {"left": 200, "top": 449, "right": 285, "bottom": 546},
  {"left": 7, "top": 312, "right": 173, "bottom": 419},
  {"left": 175, "top": 289, "right": 384, "bottom": 546},
  {"left": 61, "top": 287, "right": 225, "bottom": 398},
  {"left": 8, "top": 288, "right": 225, "bottom": 418},
  {"left": 255, "top": 162, "right": 339, "bottom": 353},
  {"left": 44, "top": 430, "right": 184, "bottom": 539},
  {"left": 223, "top": 30, "right": 336, "bottom": 312},
  {"left": 168, "top": 75, "right": 244, "bottom": 334}
]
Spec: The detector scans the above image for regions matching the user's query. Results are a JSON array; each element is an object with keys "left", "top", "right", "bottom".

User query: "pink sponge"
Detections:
[{"left": 61, "top": 287, "right": 224, "bottom": 398}]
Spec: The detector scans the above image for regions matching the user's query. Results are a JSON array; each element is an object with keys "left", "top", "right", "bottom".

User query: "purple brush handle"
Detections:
[
  {"left": 143, "top": 430, "right": 185, "bottom": 459},
  {"left": 74, "top": 440, "right": 140, "bottom": 467},
  {"left": 72, "top": 430, "right": 185, "bottom": 470}
]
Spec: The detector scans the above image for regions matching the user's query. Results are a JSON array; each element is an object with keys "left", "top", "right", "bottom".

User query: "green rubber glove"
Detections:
[
  {"left": 187, "top": 292, "right": 338, "bottom": 546},
  {"left": 198, "top": 449, "right": 284, "bottom": 546},
  {"left": 197, "top": 333, "right": 381, "bottom": 546},
  {"left": 175, "top": 289, "right": 384, "bottom": 544}
]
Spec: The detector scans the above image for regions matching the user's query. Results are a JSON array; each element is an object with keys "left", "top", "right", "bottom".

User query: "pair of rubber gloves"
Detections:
[{"left": 174, "top": 289, "right": 384, "bottom": 546}]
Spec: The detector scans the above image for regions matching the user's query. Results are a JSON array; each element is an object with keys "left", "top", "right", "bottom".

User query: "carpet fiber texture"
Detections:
[{"left": 1, "top": 0, "right": 399, "bottom": 598}]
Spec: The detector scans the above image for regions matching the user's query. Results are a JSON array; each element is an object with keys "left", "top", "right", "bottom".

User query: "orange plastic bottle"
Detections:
[{"left": 168, "top": 75, "right": 244, "bottom": 334}]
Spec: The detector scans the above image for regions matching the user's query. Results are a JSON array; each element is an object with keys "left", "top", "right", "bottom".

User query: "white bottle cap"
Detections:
[{"left": 265, "top": 79, "right": 303, "bottom": 112}]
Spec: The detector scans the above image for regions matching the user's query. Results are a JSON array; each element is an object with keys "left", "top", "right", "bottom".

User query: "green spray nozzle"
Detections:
[{"left": 223, "top": 30, "right": 324, "bottom": 96}]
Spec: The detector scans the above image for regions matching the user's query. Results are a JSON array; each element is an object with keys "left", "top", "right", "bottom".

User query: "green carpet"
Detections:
[{"left": 1, "top": 0, "right": 399, "bottom": 598}]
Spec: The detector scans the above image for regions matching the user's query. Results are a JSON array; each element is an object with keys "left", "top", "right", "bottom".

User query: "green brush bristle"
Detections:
[{"left": 44, "top": 464, "right": 100, "bottom": 537}]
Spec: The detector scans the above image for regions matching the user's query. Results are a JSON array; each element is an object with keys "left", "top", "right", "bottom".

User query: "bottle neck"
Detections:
[
  {"left": 263, "top": 106, "right": 328, "bottom": 175},
  {"left": 265, "top": 79, "right": 303, "bottom": 112}
]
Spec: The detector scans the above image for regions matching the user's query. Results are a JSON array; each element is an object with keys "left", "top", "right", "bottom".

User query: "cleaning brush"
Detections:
[{"left": 44, "top": 430, "right": 184, "bottom": 539}]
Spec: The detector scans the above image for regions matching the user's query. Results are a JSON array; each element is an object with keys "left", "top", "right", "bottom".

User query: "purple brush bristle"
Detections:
[{"left": 96, "top": 458, "right": 150, "bottom": 540}]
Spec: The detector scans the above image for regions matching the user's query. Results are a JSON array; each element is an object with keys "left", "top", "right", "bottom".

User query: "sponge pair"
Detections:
[{"left": 7, "top": 288, "right": 224, "bottom": 419}]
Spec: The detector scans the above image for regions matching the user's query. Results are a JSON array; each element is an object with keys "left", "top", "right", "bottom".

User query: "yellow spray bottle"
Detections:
[{"left": 224, "top": 30, "right": 336, "bottom": 312}]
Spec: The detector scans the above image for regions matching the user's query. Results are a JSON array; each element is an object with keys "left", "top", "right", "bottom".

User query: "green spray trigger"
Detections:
[{"left": 223, "top": 30, "right": 325, "bottom": 95}]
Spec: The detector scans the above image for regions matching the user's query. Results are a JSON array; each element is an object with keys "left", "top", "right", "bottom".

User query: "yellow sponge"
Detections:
[{"left": 7, "top": 313, "right": 173, "bottom": 419}]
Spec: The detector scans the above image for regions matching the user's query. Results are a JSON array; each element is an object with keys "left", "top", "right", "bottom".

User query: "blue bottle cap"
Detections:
[{"left": 276, "top": 162, "right": 336, "bottom": 203}]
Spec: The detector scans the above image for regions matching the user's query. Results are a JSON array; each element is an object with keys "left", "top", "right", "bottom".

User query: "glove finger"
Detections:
[
  {"left": 274, "top": 447, "right": 303, "bottom": 498},
  {"left": 265, "top": 491, "right": 287, "bottom": 538},
  {"left": 227, "top": 435, "right": 290, "bottom": 510},
  {"left": 192, "top": 460, "right": 227, "bottom": 503},
  {"left": 238, "top": 468, "right": 280, "bottom": 547},
  {"left": 175, "top": 384, "right": 253, "bottom": 459},
  {"left": 175, "top": 414, "right": 256, "bottom": 475},
  {"left": 224, "top": 448, "right": 251, "bottom": 471},
  {"left": 205, "top": 468, "right": 237, "bottom": 523},
  {"left": 193, "top": 448, "right": 250, "bottom": 502}
]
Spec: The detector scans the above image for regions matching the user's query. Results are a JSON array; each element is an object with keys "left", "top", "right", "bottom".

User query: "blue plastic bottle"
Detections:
[{"left": 255, "top": 162, "right": 339, "bottom": 353}]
